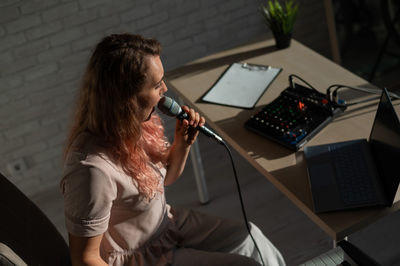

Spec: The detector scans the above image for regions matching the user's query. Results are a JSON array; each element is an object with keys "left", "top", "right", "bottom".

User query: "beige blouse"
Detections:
[{"left": 60, "top": 134, "right": 182, "bottom": 265}]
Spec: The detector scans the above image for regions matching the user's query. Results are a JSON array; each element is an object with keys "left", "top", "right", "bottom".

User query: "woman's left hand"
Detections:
[{"left": 174, "top": 105, "right": 205, "bottom": 146}]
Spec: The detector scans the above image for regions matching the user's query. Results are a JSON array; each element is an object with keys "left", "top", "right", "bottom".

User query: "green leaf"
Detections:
[{"left": 260, "top": 0, "right": 299, "bottom": 34}]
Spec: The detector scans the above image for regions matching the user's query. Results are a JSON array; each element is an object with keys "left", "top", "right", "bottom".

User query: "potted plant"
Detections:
[{"left": 261, "top": 0, "right": 299, "bottom": 49}]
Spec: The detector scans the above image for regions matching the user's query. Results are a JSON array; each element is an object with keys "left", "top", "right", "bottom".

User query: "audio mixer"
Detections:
[{"left": 245, "top": 84, "right": 344, "bottom": 151}]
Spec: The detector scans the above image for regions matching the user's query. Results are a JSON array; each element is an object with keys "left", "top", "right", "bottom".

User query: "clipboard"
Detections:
[{"left": 201, "top": 62, "right": 282, "bottom": 109}]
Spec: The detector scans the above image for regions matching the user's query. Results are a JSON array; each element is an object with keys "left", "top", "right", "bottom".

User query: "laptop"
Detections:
[{"left": 304, "top": 88, "right": 400, "bottom": 213}]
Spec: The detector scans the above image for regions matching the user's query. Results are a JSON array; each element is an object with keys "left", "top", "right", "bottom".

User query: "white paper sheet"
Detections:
[{"left": 202, "top": 63, "right": 281, "bottom": 109}]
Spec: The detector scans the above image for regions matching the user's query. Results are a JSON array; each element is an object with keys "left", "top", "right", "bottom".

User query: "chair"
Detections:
[{"left": 0, "top": 172, "right": 71, "bottom": 266}]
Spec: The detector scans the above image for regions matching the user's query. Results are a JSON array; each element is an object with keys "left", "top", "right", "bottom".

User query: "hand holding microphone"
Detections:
[{"left": 157, "top": 96, "right": 224, "bottom": 145}]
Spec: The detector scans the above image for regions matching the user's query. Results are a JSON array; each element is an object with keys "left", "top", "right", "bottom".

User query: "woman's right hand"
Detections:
[
  {"left": 174, "top": 105, "right": 206, "bottom": 147},
  {"left": 165, "top": 106, "right": 206, "bottom": 186}
]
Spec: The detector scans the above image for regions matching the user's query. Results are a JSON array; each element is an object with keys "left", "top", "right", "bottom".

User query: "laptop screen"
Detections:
[{"left": 369, "top": 88, "right": 400, "bottom": 204}]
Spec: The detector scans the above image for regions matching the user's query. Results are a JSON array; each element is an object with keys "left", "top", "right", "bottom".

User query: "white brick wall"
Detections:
[{"left": 0, "top": 0, "right": 331, "bottom": 197}]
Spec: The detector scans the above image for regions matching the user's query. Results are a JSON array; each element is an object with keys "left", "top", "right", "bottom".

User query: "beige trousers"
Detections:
[{"left": 171, "top": 208, "right": 285, "bottom": 266}]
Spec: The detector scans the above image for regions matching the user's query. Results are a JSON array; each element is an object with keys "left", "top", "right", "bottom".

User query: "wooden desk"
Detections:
[{"left": 165, "top": 38, "right": 400, "bottom": 240}]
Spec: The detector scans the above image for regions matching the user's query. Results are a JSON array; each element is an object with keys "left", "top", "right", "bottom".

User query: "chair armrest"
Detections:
[{"left": 0, "top": 242, "right": 27, "bottom": 266}]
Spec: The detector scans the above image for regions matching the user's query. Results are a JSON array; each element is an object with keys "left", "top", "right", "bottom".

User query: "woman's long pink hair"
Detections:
[{"left": 64, "top": 34, "right": 169, "bottom": 199}]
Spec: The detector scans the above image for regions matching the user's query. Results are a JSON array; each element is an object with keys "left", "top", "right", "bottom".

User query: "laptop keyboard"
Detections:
[{"left": 330, "top": 144, "right": 378, "bottom": 206}]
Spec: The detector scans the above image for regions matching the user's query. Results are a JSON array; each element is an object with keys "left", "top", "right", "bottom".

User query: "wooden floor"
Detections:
[{"left": 30, "top": 90, "right": 400, "bottom": 265}]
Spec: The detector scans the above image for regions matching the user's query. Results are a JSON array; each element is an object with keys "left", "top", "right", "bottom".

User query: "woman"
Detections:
[{"left": 61, "top": 33, "right": 285, "bottom": 266}]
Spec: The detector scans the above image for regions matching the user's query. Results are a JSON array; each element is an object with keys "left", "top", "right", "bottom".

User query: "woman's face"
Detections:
[{"left": 137, "top": 55, "right": 168, "bottom": 121}]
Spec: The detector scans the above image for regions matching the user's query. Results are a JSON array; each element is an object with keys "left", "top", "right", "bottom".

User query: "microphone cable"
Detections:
[
  {"left": 158, "top": 95, "right": 264, "bottom": 265},
  {"left": 217, "top": 139, "right": 266, "bottom": 266}
]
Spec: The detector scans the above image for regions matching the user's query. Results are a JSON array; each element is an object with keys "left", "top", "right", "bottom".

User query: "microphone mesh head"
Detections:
[{"left": 157, "top": 96, "right": 182, "bottom": 117}]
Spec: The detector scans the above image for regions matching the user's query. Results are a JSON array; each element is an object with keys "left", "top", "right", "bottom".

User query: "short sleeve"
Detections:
[{"left": 61, "top": 164, "right": 117, "bottom": 237}]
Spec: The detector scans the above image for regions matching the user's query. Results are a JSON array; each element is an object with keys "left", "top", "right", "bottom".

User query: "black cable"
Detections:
[
  {"left": 290, "top": 74, "right": 400, "bottom": 106},
  {"left": 327, "top": 84, "right": 400, "bottom": 107},
  {"left": 344, "top": 96, "right": 382, "bottom": 106},
  {"left": 288, "top": 74, "right": 319, "bottom": 92},
  {"left": 326, "top": 84, "right": 343, "bottom": 101},
  {"left": 331, "top": 85, "right": 381, "bottom": 98},
  {"left": 219, "top": 139, "right": 265, "bottom": 266}
]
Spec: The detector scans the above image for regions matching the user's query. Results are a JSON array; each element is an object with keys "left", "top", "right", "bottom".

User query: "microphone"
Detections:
[{"left": 157, "top": 96, "right": 224, "bottom": 144}]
